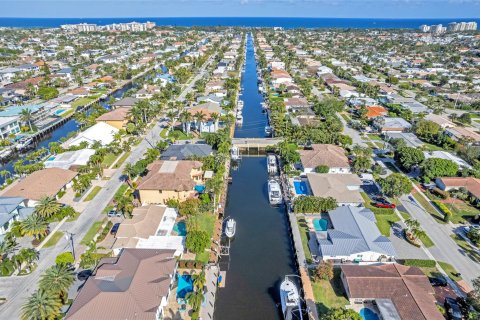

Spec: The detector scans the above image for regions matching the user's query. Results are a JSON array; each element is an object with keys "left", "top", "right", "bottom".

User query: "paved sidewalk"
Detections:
[{"left": 200, "top": 265, "right": 219, "bottom": 320}]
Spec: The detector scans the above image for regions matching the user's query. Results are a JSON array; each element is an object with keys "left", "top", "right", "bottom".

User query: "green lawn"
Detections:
[
  {"left": 71, "top": 97, "right": 95, "bottom": 108},
  {"left": 450, "top": 234, "right": 480, "bottom": 263},
  {"left": 114, "top": 184, "right": 129, "bottom": 199},
  {"left": 113, "top": 152, "right": 131, "bottom": 168},
  {"left": 423, "top": 143, "right": 444, "bottom": 151},
  {"left": 339, "top": 113, "right": 351, "bottom": 122},
  {"left": 375, "top": 214, "right": 400, "bottom": 237},
  {"left": 438, "top": 261, "right": 462, "bottom": 282},
  {"left": 412, "top": 192, "right": 446, "bottom": 223},
  {"left": 101, "top": 153, "right": 118, "bottom": 168},
  {"left": 168, "top": 129, "right": 192, "bottom": 141},
  {"left": 160, "top": 128, "right": 168, "bottom": 138},
  {"left": 311, "top": 269, "right": 348, "bottom": 315},
  {"left": 195, "top": 213, "right": 216, "bottom": 237},
  {"left": 195, "top": 251, "right": 210, "bottom": 264},
  {"left": 443, "top": 201, "right": 480, "bottom": 224},
  {"left": 368, "top": 134, "right": 383, "bottom": 141},
  {"left": 297, "top": 218, "right": 313, "bottom": 263},
  {"left": 84, "top": 186, "right": 102, "bottom": 202},
  {"left": 80, "top": 220, "right": 103, "bottom": 245},
  {"left": 418, "top": 233, "right": 435, "bottom": 248},
  {"left": 43, "top": 231, "right": 64, "bottom": 248}
]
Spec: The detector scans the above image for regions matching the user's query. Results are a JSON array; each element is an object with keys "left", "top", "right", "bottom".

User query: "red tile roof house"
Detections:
[
  {"left": 298, "top": 144, "right": 351, "bottom": 174},
  {"left": 341, "top": 264, "right": 444, "bottom": 320},
  {"left": 66, "top": 248, "right": 177, "bottom": 320},
  {"left": 435, "top": 177, "right": 480, "bottom": 202}
]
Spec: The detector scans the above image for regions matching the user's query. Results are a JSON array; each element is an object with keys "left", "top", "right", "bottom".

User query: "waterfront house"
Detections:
[
  {"left": 44, "top": 149, "right": 96, "bottom": 171},
  {"left": 137, "top": 160, "right": 204, "bottom": 205},
  {"left": 0, "top": 197, "right": 34, "bottom": 236},
  {"left": 0, "top": 116, "right": 20, "bottom": 139},
  {"left": 160, "top": 144, "right": 213, "bottom": 161},
  {"left": 2, "top": 168, "right": 77, "bottom": 206},
  {"left": 318, "top": 206, "right": 395, "bottom": 262},
  {"left": 135, "top": 85, "right": 161, "bottom": 99},
  {"left": 111, "top": 97, "right": 138, "bottom": 109},
  {"left": 306, "top": 173, "right": 363, "bottom": 206},
  {"left": 65, "top": 248, "right": 177, "bottom": 320},
  {"left": 299, "top": 144, "right": 350, "bottom": 174},
  {"left": 96, "top": 107, "right": 130, "bottom": 129},
  {"left": 341, "top": 264, "right": 443, "bottom": 320},
  {"left": 284, "top": 97, "right": 310, "bottom": 112},
  {"left": 66, "top": 122, "right": 119, "bottom": 147},
  {"left": 271, "top": 69, "right": 292, "bottom": 85},
  {"left": 112, "top": 205, "right": 184, "bottom": 256},
  {"left": 187, "top": 103, "right": 224, "bottom": 133}
]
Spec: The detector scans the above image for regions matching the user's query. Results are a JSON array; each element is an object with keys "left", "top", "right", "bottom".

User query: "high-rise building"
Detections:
[{"left": 419, "top": 25, "right": 430, "bottom": 33}]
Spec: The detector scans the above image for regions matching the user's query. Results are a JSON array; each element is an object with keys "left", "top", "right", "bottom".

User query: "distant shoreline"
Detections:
[{"left": 1, "top": 17, "right": 479, "bottom": 29}]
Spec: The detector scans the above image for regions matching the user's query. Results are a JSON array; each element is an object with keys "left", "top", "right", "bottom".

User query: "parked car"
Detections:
[
  {"left": 463, "top": 224, "right": 480, "bottom": 233},
  {"left": 429, "top": 276, "right": 447, "bottom": 287},
  {"left": 372, "top": 197, "right": 396, "bottom": 209},
  {"left": 110, "top": 223, "right": 120, "bottom": 236},
  {"left": 107, "top": 209, "right": 122, "bottom": 218},
  {"left": 77, "top": 269, "right": 93, "bottom": 281},
  {"left": 445, "top": 297, "right": 463, "bottom": 320}
]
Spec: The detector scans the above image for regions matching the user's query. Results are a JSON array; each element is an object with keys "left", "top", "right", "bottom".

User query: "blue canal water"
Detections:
[
  {"left": 234, "top": 33, "right": 268, "bottom": 138},
  {"left": 1, "top": 17, "right": 479, "bottom": 29}
]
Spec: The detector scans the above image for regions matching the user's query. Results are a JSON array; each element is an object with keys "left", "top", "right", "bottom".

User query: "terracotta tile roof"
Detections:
[
  {"left": 437, "top": 177, "right": 480, "bottom": 199},
  {"left": 299, "top": 144, "right": 349, "bottom": 169},
  {"left": 66, "top": 248, "right": 176, "bottom": 320},
  {"left": 366, "top": 106, "right": 387, "bottom": 118},
  {"left": 341, "top": 264, "right": 443, "bottom": 320},
  {"left": 137, "top": 160, "right": 202, "bottom": 192},
  {"left": 2, "top": 168, "right": 77, "bottom": 200},
  {"left": 96, "top": 107, "right": 130, "bottom": 122},
  {"left": 115, "top": 205, "right": 167, "bottom": 239}
]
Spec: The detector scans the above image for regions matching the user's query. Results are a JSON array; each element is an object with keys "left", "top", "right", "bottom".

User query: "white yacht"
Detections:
[
  {"left": 267, "top": 154, "right": 277, "bottom": 174},
  {"left": 224, "top": 218, "right": 236, "bottom": 238},
  {"left": 268, "top": 179, "right": 282, "bottom": 205},
  {"left": 15, "top": 138, "right": 33, "bottom": 151},
  {"left": 237, "top": 100, "right": 244, "bottom": 110},
  {"left": 280, "top": 276, "right": 302, "bottom": 320},
  {"left": 230, "top": 146, "right": 241, "bottom": 161},
  {"left": 236, "top": 114, "right": 243, "bottom": 125},
  {"left": 265, "top": 126, "right": 272, "bottom": 136}
]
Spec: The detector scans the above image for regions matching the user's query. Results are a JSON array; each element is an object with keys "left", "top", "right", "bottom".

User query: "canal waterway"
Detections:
[
  {"left": 214, "top": 34, "right": 298, "bottom": 319},
  {"left": 234, "top": 33, "right": 268, "bottom": 139}
]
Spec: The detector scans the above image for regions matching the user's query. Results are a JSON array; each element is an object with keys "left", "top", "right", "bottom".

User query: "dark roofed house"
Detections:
[
  {"left": 66, "top": 248, "right": 177, "bottom": 320},
  {"left": 160, "top": 144, "right": 213, "bottom": 160},
  {"left": 111, "top": 97, "right": 139, "bottom": 109},
  {"left": 0, "top": 197, "right": 34, "bottom": 237},
  {"left": 341, "top": 263, "right": 444, "bottom": 320}
]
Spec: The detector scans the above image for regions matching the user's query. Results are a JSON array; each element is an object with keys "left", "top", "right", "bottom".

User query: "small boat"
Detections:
[
  {"left": 268, "top": 179, "right": 282, "bottom": 205},
  {"left": 224, "top": 218, "right": 236, "bottom": 238},
  {"left": 280, "top": 276, "right": 302, "bottom": 320},
  {"left": 0, "top": 148, "right": 13, "bottom": 160},
  {"left": 15, "top": 138, "right": 33, "bottom": 151},
  {"left": 267, "top": 154, "right": 277, "bottom": 174},
  {"left": 236, "top": 114, "right": 243, "bottom": 125},
  {"left": 231, "top": 146, "right": 241, "bottom": 161},
  {"left": 265, "top": 126, "right": 272, "bottom": 136}
]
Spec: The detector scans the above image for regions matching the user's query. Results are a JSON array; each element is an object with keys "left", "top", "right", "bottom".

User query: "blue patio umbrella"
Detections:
[{"left": 176, "top": 275, "right": 193, "bottom": 299}]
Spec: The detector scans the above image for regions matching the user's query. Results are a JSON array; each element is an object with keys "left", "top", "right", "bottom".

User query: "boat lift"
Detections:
[{"left": 219, "top": 216, "right": 233, "bottom": 257}]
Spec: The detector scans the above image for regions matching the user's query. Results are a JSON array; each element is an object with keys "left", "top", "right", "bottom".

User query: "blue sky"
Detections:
[{"left": 1, "top": 0, "right": 479, "bottom": 18}]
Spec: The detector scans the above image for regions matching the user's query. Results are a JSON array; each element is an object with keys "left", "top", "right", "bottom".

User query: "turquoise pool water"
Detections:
[
  {"left": 359, "top": 308, "right": 380, "bottom": 320},
  {"left": 313, "top": 218, "right": 328, "bottom": 231},
  {"left": 173, "top": 221, "right": 187, "bottom": 236},
  {"left": 54, "top": 109, "right": 65, "bottom": 115},
  {"left": 47, "top": 156, "right": 56, "bottom": 161},
  {"left": 293, "top": 180, "right": 308, "bottom": 195},
  {"left": 195, "top": 184, "right": 206, "bottom": 193}
]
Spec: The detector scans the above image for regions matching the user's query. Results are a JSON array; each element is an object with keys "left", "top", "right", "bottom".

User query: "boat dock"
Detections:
[{"left": 231, "top": 137, "right": 283, "bottom": 154}]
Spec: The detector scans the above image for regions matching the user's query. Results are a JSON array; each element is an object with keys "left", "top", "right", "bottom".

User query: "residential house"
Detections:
[
  {"left": 318, "top": 206, "right": 395, "bottom": 262},
  {"left": 0, "top": 116, "right": 20, "bottom": 139},
  {"left": 111, "top": 97, "right": 138, "bottom": 109},
  {"left": 187, "top": 103, "right": 223, "bottom": 133},
  {"left": 65, "top": 248, "right": 177, "bottom": 320},
  {"left": 299, "top": 144, "right": 350, "bottom": 174},
  {"left": 341, "top": 264, "right": 443, "bottom": 320},
  {"left": 284, "top": 97, "right": 310, "bottom": 112},
  {"left": 0, "top": 197, "right": 34, "bottom": 236},
  {"left": 44, "top": 149, "right": 95, "bottom": 171},
  {"left": 424, "top": 151, "right": 472, "bottom": 169},
  {"left": 366, "top": 106, "right": 387, "bottom": 119},
  {"left": 137, "top": 160, "right": 204, "bottom": 205},
  {"left": 96, "top": 107, "right": 130, "bottom": 129},
  {"left": 435, "top": 177, "right": 480, "bottom": 202},
  {"left": 374, "top": 117, "right": 412, "bottom": 133},
  {"left": 160, "top": 144, "right": 213, "bottom": 161},
  {"left": 270, "top": 69, "right": 292, "bottom": 85},
  {"left": 425, "top": 113, "right": 455, "bottom": 129},
  {"left": 66, "top": 122, "right": 119, "bottom": 147},
  {"left": 113, "top": 206, "right": 184, "bottom": 256},
  {"left": 445, "top": 126, "right": 480, "bottom": 144},
  {"left": 307, "top": 173, "right": 363, "bottom": 206},
  {"left": 2, "top": 168, "right": 77, "bottom": 206},
  {"left": 384, "top": 132, "right": 424, "bottom": 148}
]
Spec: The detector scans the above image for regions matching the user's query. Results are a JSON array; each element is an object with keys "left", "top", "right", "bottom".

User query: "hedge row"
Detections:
[
  {"left": 178, "top": 260, "right": 204, "bottom": 269},
  {"left": 399, "top": 259, "right": 436, "bottom": 268},
  {"left": 96, "top": 221, "right": 113, "bottom": 243},
  {"left": 432, "top": 200, "right": 452, "bottom": 222}
]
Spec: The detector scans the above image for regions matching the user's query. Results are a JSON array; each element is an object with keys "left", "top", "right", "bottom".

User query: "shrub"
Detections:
[
  {"left": 55, "top": 252, "right": 74, "bottom": 266},
  {"left": 186, "top": 230, "right": 210, "bottom": 254},
  {"left": 293, "top": 196, "right": 337, "bottom": 214},
  {"left": 315, "top": 165, "right": 329, "bottom": 173},
  {"left": 96, "top": 221, "right": 113, "bottom": 243},
  {"left": 432, "top": 188, "right": 449, "bottom": 199},
  {"left": 186, "top": 260, "right": 195, "bottom": 269},
  {"left": 400, "top": 259, "right": 436, "bottom": 268},
  {"left": 315, "top": 260, "right": 334, "bottom": 280},
  {"left": 433, "top": 200, "right": 453, "bottom": 222}
]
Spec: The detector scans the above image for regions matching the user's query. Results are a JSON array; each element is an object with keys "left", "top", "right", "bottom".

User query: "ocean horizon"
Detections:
[{"left": 1, "top": 17, "right": 479, "bottom": 29}]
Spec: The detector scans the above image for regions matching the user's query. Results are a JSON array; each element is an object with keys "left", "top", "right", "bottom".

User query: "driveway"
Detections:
[{"left": 389, "top": 220, "right": 429, "bottom": 260}]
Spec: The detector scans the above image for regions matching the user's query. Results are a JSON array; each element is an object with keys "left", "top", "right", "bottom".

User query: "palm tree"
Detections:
[
  {"left": 21, "top": 214, "right": 49, "bottom": 240},
  {"left": 0, "top": 233, "right": 17, "bottom": 262},
  {"left": 210, "top": 112, "right": 220, "bottom": 132},
  {"left": 0, "top": 258, "right": 15, "bottom": 276},
  {"left": 194, "top": 111, "right": 206, "bottom": 133},
  {"left": 186, "top": 290, "right": 204, "bottom": 311},
  {"left": 39, "top": 264, "right": 75, "bottom": 302},
  {"left": 405, "top": 218, "right": 426, "bottom": 240},
  {"left": 20, "top": 108, "right": 34, "bottom": 132},
  {"left": 34, "top": 196, "right": 62, "bottom": 219},
  {"left": 192, "top": 270, "right": 206, "bottom": 291},
  {"left": 166, "top": 110, "right": 177, "bottom": 130},
  {"left": 17, "top": 248, "right": 39, "bottom": 271},
  {"left": 123, "top": 163, "right": 136, "bottom": 184},
  {"left": 21, "top": 289, "right": 62, "bottom": 320},
  {"left": 179, "top": 110, "right": 192, "bottom": 134},
  {"left": 0, "top": 169, "right": 11, "bottom": 181}
]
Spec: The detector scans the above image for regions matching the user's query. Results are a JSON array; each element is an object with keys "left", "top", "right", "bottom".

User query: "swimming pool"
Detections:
[
  {"left": 195, "top": 184, "right": 206, "bottom": 193},
  {"left": 359, "top": 308, "right": 380, "bottom": 320},
  {"left": 54, "top": 109, "right": 65, "bottom": 115},
  {"left": 47, "top": 156, "right": 56, "bottom": 161},
  {"left": 173, "top": 221, "right": 187, "bottom": 236},
  {"left": 293, "top": 181, "right": 309, "bottom": 195},
  {"left": 313, "top": 218, "right": 328, "bottom": 232}
]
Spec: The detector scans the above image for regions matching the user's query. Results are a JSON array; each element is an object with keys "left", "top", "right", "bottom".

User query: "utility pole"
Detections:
[{"left": 65, "top": 232, "right": 76, "bottom": 260}]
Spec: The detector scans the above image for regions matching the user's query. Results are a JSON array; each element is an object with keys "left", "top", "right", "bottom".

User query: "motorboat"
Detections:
[
  {"left": 267, "top": 154, "right": 277, "bottom": 174},
  {"left": 268, "top": 179, "right": 282, "bottom": 205},
  {"left": 224, "top": 218, "right": 236, "bottom": 238},
  {"left": 237, "top": 100, "right": 244, "bottom": 110},
  {"left": 265, "top": 126, "right": 272, "bottom": 136},
  {"left": 0, "top": 148, "right": 13, "bottom": 160},
  {"left": 236, "top": 114, "right": 243, "bottom": 125},
  {"left": 280, "top": 276, "right": 302, "bottom": 320},
  {"left": 15, "top": 137, "right": 33, "bottom": 151},
  {"left": 230, "top": 146, "right": 241, "bottom": 161}
]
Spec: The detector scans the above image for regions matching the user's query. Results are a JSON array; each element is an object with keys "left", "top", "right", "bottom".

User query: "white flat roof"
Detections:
[{"left": 136, "top": 236, "right": 185, "bottom": 256}]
